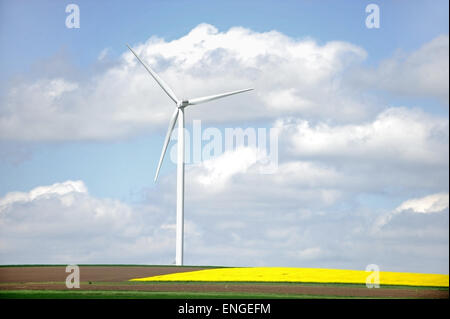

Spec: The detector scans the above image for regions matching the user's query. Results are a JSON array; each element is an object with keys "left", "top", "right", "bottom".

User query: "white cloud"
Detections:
[
  {"left": 396, "top": 192, "right": 449, "bottom": 214},
  {"left": 0, "top": 178, "right": 448, "bottom": 273},
  {"left": 0, "top": 180, "right": 87, "bottom": 209},
  {"left": 353, "top": 34, "right": 449, "bottom": 103},
  {"left": 2, "top": 27, "right": 446, "bottom": 142},
  {"left": 195, "top": 146, "right": 266, "bottom": 189},
  {"left": 0, "top": 23, "right": 372, "bottom": 141},
  {"left": 148, "top": 132, "right": 447, "bottom": 272},
  {"left": 183, "top": 152, "right": 343, "bottom": 210},
  {"left": 374, "top": 192, "right": 449, "bottom": 230},
  {"left": 278, "top": 107, "right": 449, "bottom": 166},
  {"left": 0, "top": 180, "right": 176, "bottom": 264}
]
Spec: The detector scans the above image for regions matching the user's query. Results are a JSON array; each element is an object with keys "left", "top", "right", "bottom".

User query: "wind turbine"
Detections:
[{"left": 127, "top": 44, "right": 253, "bottom": 266}]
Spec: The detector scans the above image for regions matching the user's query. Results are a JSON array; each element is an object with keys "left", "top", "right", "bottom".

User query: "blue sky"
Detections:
[
  {"left": 0, "top": 0, "right": 448, "bottom": 272},
  {"left": 1, "top": 0, "right": 448, "bottom": 74}
]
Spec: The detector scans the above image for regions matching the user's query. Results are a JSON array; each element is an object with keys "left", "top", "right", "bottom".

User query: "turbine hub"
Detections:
[{"left": 178, "top": 100, "right": 189, "bottom": 108}]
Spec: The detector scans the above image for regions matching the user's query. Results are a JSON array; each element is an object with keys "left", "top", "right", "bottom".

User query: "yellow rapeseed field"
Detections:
[{"left": 131, "top": 267, "right": 449, "bottom": 287}]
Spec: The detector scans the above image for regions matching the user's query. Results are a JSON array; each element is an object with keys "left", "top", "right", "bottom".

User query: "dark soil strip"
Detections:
[{"left": 0, "top": 266, "right": 213, "bottom": 283}]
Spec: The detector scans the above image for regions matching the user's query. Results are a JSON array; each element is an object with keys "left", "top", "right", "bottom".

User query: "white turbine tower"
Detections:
[{"left": 127, "top": 44, "right": 253, "bottom": 266}]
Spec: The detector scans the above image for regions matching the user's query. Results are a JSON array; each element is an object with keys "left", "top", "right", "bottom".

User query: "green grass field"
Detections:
[
  {"left": 1, "top": 281, "right": 447, "bottom": 299},
  {"left": 0, "top": 289, "right": 406, "bottom": 299}
]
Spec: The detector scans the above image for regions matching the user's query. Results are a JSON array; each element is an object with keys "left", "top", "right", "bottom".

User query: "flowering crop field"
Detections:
[{"left": 131, "top": 267, "right": 449, "bottom": 287}]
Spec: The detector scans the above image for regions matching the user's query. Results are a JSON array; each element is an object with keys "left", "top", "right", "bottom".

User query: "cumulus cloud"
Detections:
[
  {"left": 374, "top": 192, "right": 449, "bottom": 230},
  {"left": 353, "top": 35, "right": 449, "bottom": 103},
  {"left": 270, "top": 106, "right": 449, "bottom": 198},
  {"left": 194, "top": 146, "right": 272, "bottom": 190},
  {"left": 0, "top": 23, "right": 373, "bottom": 141},
  {"left": 2, "top": 26, "right": 446, "bottom": 142},
  {"left": 396, "top": 192, "right": 449, "bottom": 214},
  {"left": 278, "top": 107, "right": 449, "bottom": 166},
  {"left": 0, "top": 180, "right": 87, "bottom": 209},
  {"left": 0, "top": 177, "right": 448, "bottom": 272},
  {"left": 179, "top": 148, "right": 343, "bottom": 211},
  {"left": 0, "top": 180, "right": 176, "bottom": 264},
  {"left": 1, "top": 26, "right": 445, "bottom": 148},
  {"left": 161, "top": 143, "right": 447, "bottom": 272}
]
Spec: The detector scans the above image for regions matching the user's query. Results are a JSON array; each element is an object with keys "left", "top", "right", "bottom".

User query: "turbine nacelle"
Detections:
[{"left": 177, "top": 100, "right": 189, "bottom": 108}]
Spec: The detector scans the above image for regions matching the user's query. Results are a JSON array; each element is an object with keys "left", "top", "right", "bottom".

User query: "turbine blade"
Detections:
[
  {"left": 154, "top": 108, "right": 179, "bottom": 182},
  {"left": 126, "top": 44, "right": 178, "bottom": 104},
  {"left": 187, "top": 88, "right": 253, "bottom": 106}
]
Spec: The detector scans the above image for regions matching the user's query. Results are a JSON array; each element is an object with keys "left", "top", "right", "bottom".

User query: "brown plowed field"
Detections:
[
  {"left": 0, "top": 266, "right": 207, "bottom": 283},
  {"left": 0, "top": 266, "right": 448, "bottom": 298}
]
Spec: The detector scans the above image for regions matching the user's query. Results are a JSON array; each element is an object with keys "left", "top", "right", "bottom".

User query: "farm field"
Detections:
[
  {"left": 132, "top": 267, "right": 449, "bottom": 287},
  {"left": 0, "top": 265, "right": 448, "bottom": 299}
]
